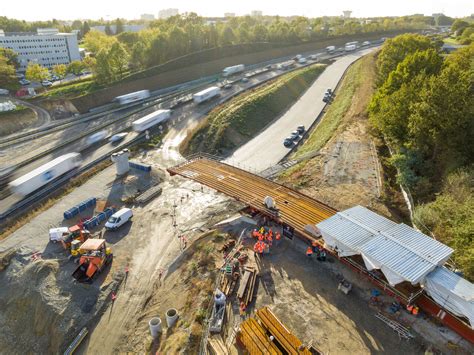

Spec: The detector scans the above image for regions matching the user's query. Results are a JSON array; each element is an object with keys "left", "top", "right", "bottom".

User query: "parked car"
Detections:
[
  {"left": 290, "top": 131, "right": 300, "bottom": 141},
  {"left": 296, "top": 125, "right": 305, "bottom": 134},
  {"left": 105, "top": 208, "right": 133, "bottom": 230},
  {"left": 283, "top": 138, "right": 293, "bottom": 147},
  {"left": 19, "top": 79, "right": 30, "bottom": 86},
  {"left": 51, "top": 75, "right": 60, "bottom": 81},
  {"left": 109, "top": 132, "right": 128, "bottom": 143},
  {"left": 41, "top": 80, "right": 53, "bottom": 87}
]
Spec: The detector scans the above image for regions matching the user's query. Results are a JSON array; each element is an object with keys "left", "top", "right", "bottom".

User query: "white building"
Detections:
[
  {"left": 224, "top": 13, "right": 236, "bottom": 18},
  {"left": 250, "top": 10, "right": 263, "bottom": 17},
  {"left": 91, "top": 24, "right": 146, "bottom": 34},
  {"left": 158, "top": 8, "right": 179, "bottom": 19},
  {"left": 0, "top": 28, "right": 80, "bottom": 72},
  {"left": 140, "top": 14, "right": 155, "bottom": 21},
  {"left": 343, "top": 11, "right": 352, "bottom": 18}
]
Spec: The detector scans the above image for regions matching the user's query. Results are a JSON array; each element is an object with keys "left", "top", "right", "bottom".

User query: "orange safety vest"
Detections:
[
  {"left": 258, "top": 233, "right": 263, "bottom": 241},
  {"left": 253, "top": 243, "right": 259, "bottom": 252},
  {"left": 267, "top": 235, "right": 273, "bottom": 245},
  {"left": 306, "top": 247, "right": 313, "bottom": 256},
  {"left": 275, "top": 232, "right": 281, "bottom": 240},
  {"left": 312, "top": 241, "right": 318, "bottom": 247},
  {"left": 412, "top": 306, "right": 419, "bottom": 315},
  {"left": 407, "top": 305, "right": 414, "bottom": 312},
  {"left": 269, "top": 229, "right": 273, "bottom": 238}
]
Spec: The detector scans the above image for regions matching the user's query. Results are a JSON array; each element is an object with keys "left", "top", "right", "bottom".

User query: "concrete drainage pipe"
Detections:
[
  {"left": 166, "top": 308, "right": 179, "bottom": 328},
  {"left": 149, "top": 317, "right": 162, "bottom": 338}
]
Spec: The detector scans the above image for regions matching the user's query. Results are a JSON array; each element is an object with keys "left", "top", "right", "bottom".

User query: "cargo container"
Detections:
[
  {"left": 326, "top": 46, "right": 336, "bottom": 53},
  {"left": 132, "top": 109, "right": 172, "bottom": 132},
  {"left": 9, "top": 153, "right": 82, "bottom": 196},
  {"left": 193, "top": 87, "right": 221, "bottom": 104},
  {"left": 222, "top": 64, "right": 245, "bottom": 77},
  {"left": 114, "top": 90, "right": 150, "bottom": 105}
]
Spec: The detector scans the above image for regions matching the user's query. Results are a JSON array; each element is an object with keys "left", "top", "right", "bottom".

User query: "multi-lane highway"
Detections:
[{"left": 226, "top": 47, "right": 377, "bottom": 172}]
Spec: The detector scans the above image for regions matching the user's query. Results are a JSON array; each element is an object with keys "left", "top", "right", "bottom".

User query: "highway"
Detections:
[{"left": 226, "top": 47, "right": 377, "bottom": 172}]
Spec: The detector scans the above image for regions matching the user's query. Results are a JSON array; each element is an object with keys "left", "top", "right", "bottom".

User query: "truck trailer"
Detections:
[
  {"left": 222, "top": 64, "right": 245, "bottom": 77},
  {"left": 344, "top": 44, "right": 357, "bottom": 52},
  {"left": 9, "top": 153, "right": 82, "bottom": 196},
  {"left": 193, "top": 87, "right": 221, "bottom": 104},
  {"left": 326, "top": 46, "right": 336, "bottom": 53},
  {"left": 132, "top": 109, "right": 172, "bottom": 132},
  {"left": 114, "top": 90, "right": 150, "bottom": 105}
]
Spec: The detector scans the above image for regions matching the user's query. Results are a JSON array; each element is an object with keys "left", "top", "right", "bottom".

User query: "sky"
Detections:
[{"left": 0, "top": 0, "right": 472, "bottom": 21}]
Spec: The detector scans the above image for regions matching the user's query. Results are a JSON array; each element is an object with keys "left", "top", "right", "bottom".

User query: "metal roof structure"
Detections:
[
  {"left": 425, "top": 267, "right": 474, "bottom": 327},
  {"left": 317, "top": 206, "right": 454, "bottom": 285}
]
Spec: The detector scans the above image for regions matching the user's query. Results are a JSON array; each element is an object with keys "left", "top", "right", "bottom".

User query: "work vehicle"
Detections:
[
  {"left": 86, "top": 130, "right": 107, "bottom": 147},
  {"left": 49, "top": 227, "right": 69, "bottom": 242},
  {"left": 222, "top": 64, "right": 245, "bottom": 77},
  {"left": 109, "top": 132, "right": 128, "bottom": 143},
  {"left": 9, "top": 153, "right": 81, "bottom": 196},
  {"left": 193, "top": 86, "right": 220, "bottom": 104},
  {"left": 114, "top": 90, "right": 150, "bottom": 105},
  {"left": 41, "top": 80, "right": 53, "bottom": 87},
  {"left": 296, "top": 125, "right": 305, "bottom": 134},
  {"left": 290, "top": 131, "right": 300, "bottom": 141},
  {"left": 60, "top": 225, "right": 91, "bottom": 251},
  {"left": 283, "top": 138, "right": 293, "bottom": 147},
  {"left": 19, "top": 79, "right": 30, "bottom": 86},
  {"left": 326, "top": 46, "right": 336, "bottom": 53},
  {"left": 132, "top": 109, "right": 171, "bottom": 132},
  {"left": 105, "top": 208, "right": 133, "bottom": 230},
  {"left": 72, "top": 239, "right": 113, "bottom": 283}
]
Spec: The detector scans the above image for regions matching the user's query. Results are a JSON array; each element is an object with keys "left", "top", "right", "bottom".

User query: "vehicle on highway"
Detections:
[
  {"left": 193, "top": 86, "right": 221, "bottom": 104},
  {"left": 290, "top": 131, "right": 300, "bottom": 141},
  {"left": 114, "top": 90, "right": 151, "bottom": 105},
  {"left": 296, "top": 125, "right": 305, "bottom": 134},
  {"left": 277, "top": 60, "right": 295, "bottom": 70},
  {"left": 0, "top": 88, "right": 9, "bottom": 95},
  {"left": 41, "top": 80, "right": 53, "bottom": 87},
  {"left": 50, "top": 75, "right": 60, "bottom": 81},
  {"left": 345, "top": 44, "right": 357, "bottom": 52},
  {"left": 86, "top": 130, "right": 108, "bottom": 146},
  {"left": 309, "top": 54, "right": 320, "bottom": 61},
  {"left": 224, "top": 83, "right": 233, "bottom": 89},
  {"left": 19, "top": 79, "right": 30, "bottom": 86},
  {"left": 326, "top": 45, "right": 336, "bottom": 53},
  {"left": 241, "top": 77, "right": 249, "bottom": 83},
  {"left": 298, "top": 57, "right": 307, "bottom": 64},
  {"left": 265, "top": 64, "right": 272, "bottom": 70},
  {"left": 105, "top": 208, "right": 133, "bottom": 230},
  {"left": 362, "top": 40, "right": 371, "bottom": 46},
  {"left": 283, "top": 138, "right": 293, "bottom": 147},
  {"left": 8, "top": 153, "right": 82, "bottom": 196},
  {"left": 132, "top": 109, "right": 172, "bottom": 132},
  {"left": 294, "top": 54, "right": 303, "bottom": 60},
  {"left": 222, "top": 64, "right": 245, "bottom": 77},
  {"left": 109, "top": 132, "right": 128, "bottom": 143}
]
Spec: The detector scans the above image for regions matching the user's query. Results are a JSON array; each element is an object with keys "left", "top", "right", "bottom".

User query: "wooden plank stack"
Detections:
[{"left": 237, "top": 266, "right": 258, "bottom": 306}]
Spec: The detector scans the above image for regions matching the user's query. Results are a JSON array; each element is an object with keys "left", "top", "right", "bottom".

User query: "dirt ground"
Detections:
[{"left": 0, "top": 107, "right": 37, "bottom": 137}]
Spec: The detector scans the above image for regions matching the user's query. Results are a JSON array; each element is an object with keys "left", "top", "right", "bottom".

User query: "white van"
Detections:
[{"left": 105, "top": 208, "right": 133, "bottom": 230}]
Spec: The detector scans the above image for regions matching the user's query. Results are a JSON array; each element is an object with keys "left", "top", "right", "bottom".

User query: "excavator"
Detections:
[
  {"left": 72, "top": 239, "right": 113, "bottom": 283},
  {"left": 59, "top": 225, "right": 91, "bottom": 253}
]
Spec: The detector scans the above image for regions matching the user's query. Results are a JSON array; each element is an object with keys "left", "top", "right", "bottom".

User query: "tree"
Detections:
[
  {"left": 220, "top": 26, "right": 236, "bottom": 46},
  {"left": 81, "top": 21, "right": 91, "bottom": 37},
  {"left": 25, "top": 63, "right": 49, "bottom": 82},
  {"left": 436, "top": 14, "right": 454, "bottom": 26},
  {"left": 0, "top": 48, "right": 19, "bottom": 69},
  {"left": 67, "top": 60, "right": 86, "bottom": 76},
  {"left": 0, "top": 54, "right": 17, "bottom": 90},
  {"left": 83, "top": 30, "right": 117, "bottom": 54},
  {"left": 115, "top": 18, "right": 125, "bottom": 34},
  {"left": 94, "top": 49, "right": 114, "bottom": 84},
  {"left": 376, "top": 34, "right": 435, "bottom": 85},
  {"left": 52, "top": 64, "right": 67, "bottom": 78},
  {"left": 82, "top": 56, "right": 96, "bottom": 70},
  {"left": 130, "top": 42, "right": 148, "bottom": 69},
  {"left": 105, "top": 23, "right": 113, "bottom": 36},
  {"left": 451, "top": 19, "right": 469, "bottom": 35},
  {"left": 108, "top": 42, "right": 129, "bottom": 79}
]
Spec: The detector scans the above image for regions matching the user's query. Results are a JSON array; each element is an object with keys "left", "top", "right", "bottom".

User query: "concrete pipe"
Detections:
[
  {"left": 149, "top": 317, "right": 162, "bottom": 338},
  {"left": 166, "top": 308, "right": 179, "bottom": 328}
]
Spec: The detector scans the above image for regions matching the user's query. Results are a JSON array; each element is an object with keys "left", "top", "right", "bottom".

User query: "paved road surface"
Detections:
[{"left": 226, "top": 48, "right": 376, "bottom": 172}]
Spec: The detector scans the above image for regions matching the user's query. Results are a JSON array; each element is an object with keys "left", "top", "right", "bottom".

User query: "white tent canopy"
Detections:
[
  {"left": 424, "top": 267, "right": 474, "bottom": 328},
  {"left": 316, "top": 206, "right": 453, "bottom": 286}
]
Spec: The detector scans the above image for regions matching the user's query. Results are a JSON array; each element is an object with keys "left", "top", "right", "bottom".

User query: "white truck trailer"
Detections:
[
  {"left": 132, "top": 109, "right": 172, "bottom": 132},
  {"left": 326, "top": 46, "right": 336, "bottom": 53},
  {"left": 9, "top": 153, "right": 82, "bottom": 196},
  {"left": 114, "top": 90, "right": 150, "bottom": 105},
  {"left": 222, "top": 64, "right": 245, "bottom": 77},
  {"left": 344, "top": 44, "right": 357, "bottom": 52},
  {"left": 193, "top": 87, "right": 221, "bottom": 104}
]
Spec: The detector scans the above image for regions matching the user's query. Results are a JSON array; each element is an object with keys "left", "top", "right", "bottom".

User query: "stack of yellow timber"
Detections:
[
  {"left": 207, "top": 334, "right": 227, "bottom": 355},
  {"left": 239, "top": 317, "right": 282, "bottom": 355}
]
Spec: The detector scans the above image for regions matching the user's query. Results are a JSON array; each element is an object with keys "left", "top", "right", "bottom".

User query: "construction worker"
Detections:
[
  {"left": 258, "top": 233, "right": 264, "bottom": 241},
  {"left": 267, "top": 234, "right": 273, "bottom": 247},
  {"left": 253, "top": 242, "right": 259, "bottom": 256},
  {"left": 259, "top": 226, "right": 265, "bottom": 234},
  {"left": 275, "top": 232, "right": 281, "bottom": 246},
  {"left": 306, "top": 246, "right": 313, "bottom": 258},
  {"left": 312, "top": 240, "right": 318, "bottom": 253},
  {"left": 412, "top": 306, "right": 419, "bottom": 316},
  {"left": 252, "top": 229, "right": 258, "bottom": 238},
  {"left": 269, "top": 229, "right": 273, "bottom": 238},
  {"left": 406, "top": 304, "right": 414, "bottom": 313}
]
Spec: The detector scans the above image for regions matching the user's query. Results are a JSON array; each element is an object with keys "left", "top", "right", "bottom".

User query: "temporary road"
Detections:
[{"left": 226, "top": 47, "right": 377, "bottom": 172}]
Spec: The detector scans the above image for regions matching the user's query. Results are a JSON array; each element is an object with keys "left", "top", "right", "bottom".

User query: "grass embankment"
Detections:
[
  {"left": 181, "top": 64, "right": 326, "bottom": 156},
  {"left": 37, "top": 78, "right": 99, "bottom": 99}
]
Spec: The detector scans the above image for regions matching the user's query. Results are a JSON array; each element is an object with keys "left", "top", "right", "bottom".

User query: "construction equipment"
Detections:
[
  {"left": 72, "top": 239, "right": 113, "bottom": 283},
  {"left": 60, "top": 225, "right": 91, "bottom": 253}
]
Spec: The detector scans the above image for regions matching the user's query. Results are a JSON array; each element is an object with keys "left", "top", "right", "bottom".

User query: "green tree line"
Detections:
[{"left": 369, "top": 34, "right": 473, "bottom": 279}]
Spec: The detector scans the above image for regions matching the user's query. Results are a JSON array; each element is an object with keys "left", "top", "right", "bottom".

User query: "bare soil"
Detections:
[{"left": 0, "top": 108, "right": 37, "bottom": 137}]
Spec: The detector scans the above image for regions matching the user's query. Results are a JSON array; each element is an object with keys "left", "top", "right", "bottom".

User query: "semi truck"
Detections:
[
  {"left": 114, "top": 90, "right": 150, "bottom": 105},
  {"left": 132, "top": 109, "right": 172, "bottom": 132},
  {"left": 326, "top": 46, "right": 336, "bottom": 53},
  {"left": 193, "top": 87, "right": 221, "bottom": 104},
  {"left": 222, "top": 64, "right": 245, "bottom": 77},
  {"left": 344, "top": 44, "right": 357, "bottom": 52},
  {"left": 9, "top": 153, "right": 82, "bottom": 196}
]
